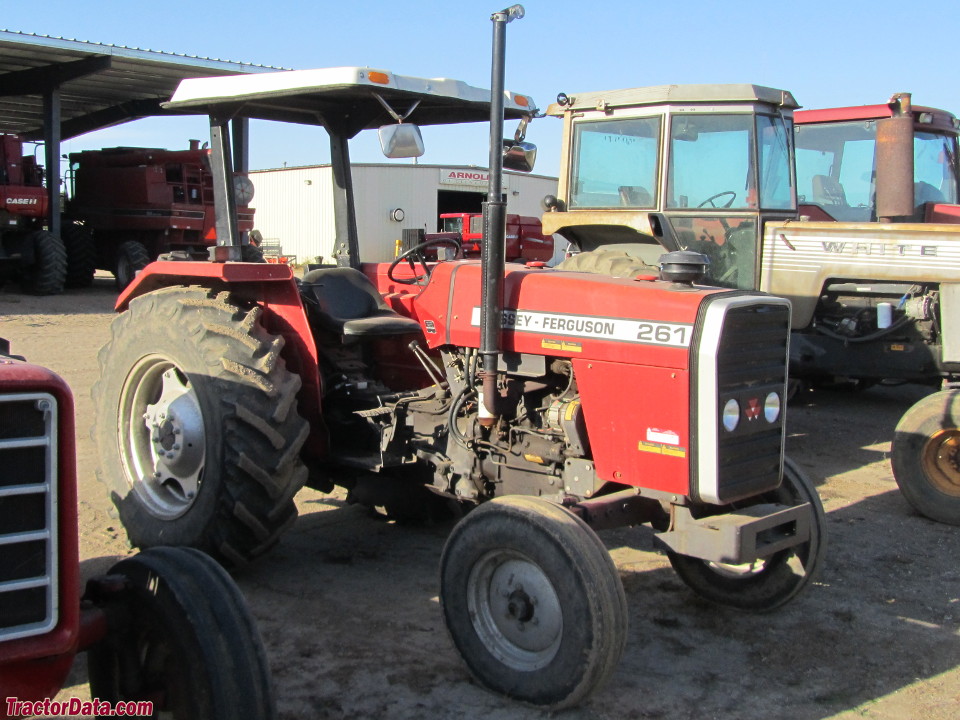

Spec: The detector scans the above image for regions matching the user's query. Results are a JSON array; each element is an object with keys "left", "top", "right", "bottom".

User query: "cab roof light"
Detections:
[{"left": 367, "top": 71, "right": 390, "bottom": 85}]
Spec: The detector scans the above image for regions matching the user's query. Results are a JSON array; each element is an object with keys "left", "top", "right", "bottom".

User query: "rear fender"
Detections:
[{"left": 117, "top": 261, "right": 327, "bottom": 457}]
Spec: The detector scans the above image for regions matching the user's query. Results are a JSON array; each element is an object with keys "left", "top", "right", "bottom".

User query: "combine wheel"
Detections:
[
  {"left": 891, "top": 389, "right": 960, "bottom": 525},
  {"left": 93, "top": 286, "right": 309, "bottom": 566},
  {"left": 440, "top": 496, "right": 627, "bottom": 710},
  {"left": 20, "top": 230, "right": 66, "bottom": 295},
  {"left": 667, "top": 457, "right": 826, "bottom": 611},
  {"left": 115, "top": 240, "right": 151, "bottom": 290},
  {"left": 62, "top": 222, "right": 97, "bottom": 288},
  {"left": 87, "top": 547, "right": 276, "bottom": 719}
]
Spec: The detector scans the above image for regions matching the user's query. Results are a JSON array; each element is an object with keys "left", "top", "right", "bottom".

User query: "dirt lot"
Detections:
[{"left": 2, "top": 276, "right": 959, "bottom": 720}]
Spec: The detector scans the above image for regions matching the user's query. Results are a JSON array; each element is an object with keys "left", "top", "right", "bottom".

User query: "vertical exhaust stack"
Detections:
[
  {"left": 479, "top": 4, "right": 525, "bottom": 424},
  {"left": 876, "top": 92, "right": 916, "bottom": 221}
]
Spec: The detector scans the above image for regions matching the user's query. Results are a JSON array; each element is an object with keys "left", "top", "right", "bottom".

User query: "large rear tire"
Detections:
[
  {"left": 667, "top": 456, "right": 826, "bottom": 611},
  {"left": 93, "top": 286, "right": 309, "bottom": 566},
  {"left": 62, "top": 222, "right": 97, "bottom": 288},
  {"left": 86, "top": 547, "right": 276, "bottom": 719},
  {"left": 20, "top": 230, "right": 66, "bottom": 295},
  {"left": 891, "top": 389, "right": 960, "bottom": 525},
  {"left": 440, "top": 496, "right": 627, "bottom": 710}
]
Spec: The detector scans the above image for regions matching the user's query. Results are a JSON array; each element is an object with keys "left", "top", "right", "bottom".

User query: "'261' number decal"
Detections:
[{"left": 637, "top": 323, "right": 689, "bottom": 346}]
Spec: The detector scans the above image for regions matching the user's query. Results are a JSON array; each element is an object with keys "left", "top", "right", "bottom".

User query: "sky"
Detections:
[{"left": 3, "top": 0, "right": 958, "bottom": 179}]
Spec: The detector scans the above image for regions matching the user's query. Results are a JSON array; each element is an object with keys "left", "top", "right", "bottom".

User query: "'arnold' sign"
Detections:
[{"left": 439, "top": 168, "right": 509, "bottom": 189}]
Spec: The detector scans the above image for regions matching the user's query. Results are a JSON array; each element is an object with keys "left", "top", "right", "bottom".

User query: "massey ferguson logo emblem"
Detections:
[
  {"left": 745, "top": 398, "right": 761, "bottom": 421},
  {"left": 6, "top": 197, "right": 39, "bottom": 206}
]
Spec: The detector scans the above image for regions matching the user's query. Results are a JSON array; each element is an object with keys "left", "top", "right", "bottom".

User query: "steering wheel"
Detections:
[
  {"left": 387, "top": 237, "right": 463, "bottom": 285},
  {"left": 697, "top": 190, "right": 737, "bottom": 209}
]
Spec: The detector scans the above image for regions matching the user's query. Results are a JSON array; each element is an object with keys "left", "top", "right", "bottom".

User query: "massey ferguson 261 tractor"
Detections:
[
  {"left": 0, "top": 340, "right": 275, "bottom": 719},
  {"left": 93, "top": 7, "right": 824, "bottom": 709},
  {"left": 540, "top": 84, "right": 960, "bottom": 525}
]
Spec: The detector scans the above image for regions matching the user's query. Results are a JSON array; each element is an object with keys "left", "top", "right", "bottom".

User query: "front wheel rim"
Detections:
[
  {"left": 920, "top": 429, "right": 960, "bottom": 497},
  {"left": 466, "top": 549, "right": 563, "bottom": 671},
  {"left": 119, "top": 355, "right": 206, "bottom": 519}
]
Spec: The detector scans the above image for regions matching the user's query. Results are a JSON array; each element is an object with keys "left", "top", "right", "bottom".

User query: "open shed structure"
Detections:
[{"left": 0, "top": 30, "right": 278, "bottom": 237}]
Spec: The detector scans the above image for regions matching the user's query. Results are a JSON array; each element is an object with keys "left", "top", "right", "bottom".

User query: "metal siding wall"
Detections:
[
  {"left": 249, "top": 167, "right": 333, "bottom": 263},
  {"left": 249, "top": 165, "right": 558, "bottom": 264}
]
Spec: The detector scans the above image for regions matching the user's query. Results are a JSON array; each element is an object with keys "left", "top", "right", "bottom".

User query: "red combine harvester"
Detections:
[
  {"left": 93, "top": 6, "right": 824, "bottom": 709},
  {"left": 0, "top": 339, "right": 275, "bottom": 719},
  {"left": 0, "top": 134, "right": 65, "bottom": 295},
  {"left": 65, "top": 141, "right": 256, "bottom": 289}
]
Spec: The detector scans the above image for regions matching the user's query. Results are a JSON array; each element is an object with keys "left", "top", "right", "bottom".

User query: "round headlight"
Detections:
[
  {"left": 764, "top": 392, "right": 781, "bottom": 423},
  {"left": 722, "top": 398, "right": 740, "bottom": 432}
]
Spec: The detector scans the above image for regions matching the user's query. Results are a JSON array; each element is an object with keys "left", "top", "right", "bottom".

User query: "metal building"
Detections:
[{"left": 248, "top": 163, "right": 559, "bottom": 264}]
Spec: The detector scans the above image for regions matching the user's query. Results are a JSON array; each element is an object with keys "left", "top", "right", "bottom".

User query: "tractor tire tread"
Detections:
[{"left": 93, "top": 285, "right": 309, "bottom": 566}]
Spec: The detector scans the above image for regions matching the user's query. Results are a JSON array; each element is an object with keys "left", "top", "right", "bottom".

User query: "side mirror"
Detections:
[
  {"left": 379, "top": 124, "right": 425, "bottom": 159},
  {"left": 503, "top": 140, "right": 537, "bottom": 173}
]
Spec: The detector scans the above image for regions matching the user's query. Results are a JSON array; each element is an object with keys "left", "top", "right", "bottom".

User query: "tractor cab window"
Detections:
[
  {"left": 794, "top": 120, "right": 876, "bottom": 220},
  {"left": 668, "top": 113, "right": 755, "bottom": 210},
  {"left": 915, "top": 130, "right": 959, "bottom": 206},
  {"left": 758, "top": 114, "right": 795, "bottom": 210},
  {"left": 794, "top": 121, "right": 960, "bottom": 219},
  {"left": 441, "top": 216, "right": 464, "bottom": 233},
  {"left": 569, "top": 116, "right": 660, "bottom": 209}
]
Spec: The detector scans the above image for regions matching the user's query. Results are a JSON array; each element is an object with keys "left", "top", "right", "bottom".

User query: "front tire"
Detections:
[
  {"left": 86, "top": 547, "right": 276, "bottom": 719},
  {"left": 93, "top": 286, "right": 309, "bottom": 566},
  {"left": 440, "top": 496, "right": 627, "bottom": 710},
  {"left": 667, "top": 456, "right": 826, "bottom": 611},
  {"left": 891, "top": 389, "right": 960, "bottom": 525}
]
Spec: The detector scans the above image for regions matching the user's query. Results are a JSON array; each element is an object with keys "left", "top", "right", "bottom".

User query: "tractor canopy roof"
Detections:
[
  {"left": 546, "top": 83, "right": 798, "bottom": 116},
  {"left": 163, "top": 66, "right": 537, "bottom": 137}
]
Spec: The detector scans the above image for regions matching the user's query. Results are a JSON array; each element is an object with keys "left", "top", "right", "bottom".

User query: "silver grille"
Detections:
[{"left": 0, "top": 392, "right": 59, "bottom": 642}]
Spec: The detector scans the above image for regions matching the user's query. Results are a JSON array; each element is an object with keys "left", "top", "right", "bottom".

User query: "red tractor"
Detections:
[
  {"left": 435, "top": 211, "right": 553, "bottom": 261},
  {"left": 0, "top": 134, "right": 66, "bottom": 295},
  {"left": 93, "top": 7, "right": 825, "bottom": 710},
  {"left": 0, "top": 339, "right": 275, "bottom": 719},
  {"left": 64, "top": 141, "right": 257, "bottom": 289}
]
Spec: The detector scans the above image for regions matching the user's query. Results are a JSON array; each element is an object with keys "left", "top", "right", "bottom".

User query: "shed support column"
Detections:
[
  {"left": 231, "top": 117, "right": 249, "bottom": 173},
  {"left": 43, "top": 88, "right": 62, "bottom": 239}
]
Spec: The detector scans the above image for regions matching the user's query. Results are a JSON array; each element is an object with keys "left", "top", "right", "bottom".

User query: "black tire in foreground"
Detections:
[
  {"left": 62, "top": 222, "right": 97, "bottom": 288},
  {"left": 115, "top": 240, "right": 151, "bottom": 290},
  {"left": 440, "top": 496, "right": 627, "bottom": 710},
  {"left": 87, "top": 546, "right": 276, "bottom": 719},
  {"left": 667, "top": 456, "right": 826, "bottom": 611},
  {"left": 20, "top": 230, "right": 66, "bottom": 295},
  {"left": 891, "top": 389, "right": 960, "bottom": 525},
  {"left": 93, "top": 286, "right": 310, "bottom": 566}
]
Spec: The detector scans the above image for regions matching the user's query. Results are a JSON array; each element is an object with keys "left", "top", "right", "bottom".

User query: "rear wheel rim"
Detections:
[
  {"left": 920, "top": 429, "right": 960, "bottom": 497},
  {"left": 466, "top": 549, "right": 563, "bottom": 672},
  {"left": 119, "top": 355, "right": 206, "bottom": 518}
]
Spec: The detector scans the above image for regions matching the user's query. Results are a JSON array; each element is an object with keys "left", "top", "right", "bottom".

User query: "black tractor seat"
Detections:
[{"left": 300, "top": 267, "right": 421, "bottom": 339}]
